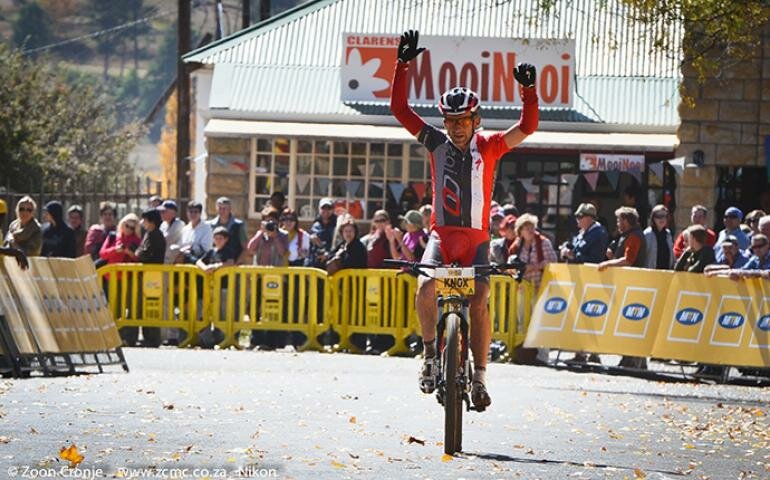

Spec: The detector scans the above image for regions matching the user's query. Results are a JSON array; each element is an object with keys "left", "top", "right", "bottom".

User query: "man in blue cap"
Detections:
[{"left": 715, "top": 207, "right": 750, "bottom": 263}]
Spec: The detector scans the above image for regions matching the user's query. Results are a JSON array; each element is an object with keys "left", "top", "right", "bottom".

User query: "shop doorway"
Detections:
[{"left": 716, "top": 167, "right": 770, "bottom": 230}]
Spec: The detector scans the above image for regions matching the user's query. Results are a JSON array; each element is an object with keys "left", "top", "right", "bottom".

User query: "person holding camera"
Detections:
[
  {"left": 560, "top": 203, "right": 608, "bottom": 265},
  {"left": 247, "top": 209, "right": 289, "bottom": 267},
  {"left": 99, "top": 213, "right": 142, "bottom": 266},
  {"left": 304, "top": 198, "right": 337, "bottom": 268}
]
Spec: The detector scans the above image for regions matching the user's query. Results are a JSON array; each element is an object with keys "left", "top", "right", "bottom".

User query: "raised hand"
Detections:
[
  {"left": 514, "top": 62, "right": 537, "bottom": 88},
  {"left": 398, "top": 30, "right": 426, "bottom": 63}
]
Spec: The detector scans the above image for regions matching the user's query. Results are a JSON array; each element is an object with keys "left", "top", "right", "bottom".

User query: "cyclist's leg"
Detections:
[
  {"left": 469, "top": 282, "right": 491, "bottom": 372},
  {"left": 416, "top": 232, "right": 443, "bottom": 393},
  {"left": 467, "top": 239, "right": 492, "bottom": 408}
]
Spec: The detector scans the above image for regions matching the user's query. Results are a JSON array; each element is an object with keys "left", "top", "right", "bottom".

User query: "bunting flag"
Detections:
[
  {"left": 296, "top": 174, "right": 311, "bottom": 193},
  {"left": 605, "top": 170, "right": 620, "bottom": 190},
  {"left": 388, "top": 182, "right": 406, "bottom": 201},
  {"left": 316, "top": 178, "right": 331, "bottom": 195},
  {"left": 345, "top": 180, "right": 362, "bottom": 196},
  {"left": 666, "top": 157, "right": 686, "bottom": 176},
  {"left": 561, "top": 174, "right": 579, "bottom": 189},
  {"left": 519, "top": 178, "right": 536, "bottom": 193},
  {"left": 649, "top": 162, "right": 665, "bottom": 180},
  {"left": 370, "top": 181, "right": 384, "bottom": 190},
  {"left": 628, "top": 168, "right": 642, "bottom": 183},
  {"left": 411, "top": 182, "right": 428, "bottom": 200},
  {"left": 583, "top": 172, "right": 600, "bottom": 191}
]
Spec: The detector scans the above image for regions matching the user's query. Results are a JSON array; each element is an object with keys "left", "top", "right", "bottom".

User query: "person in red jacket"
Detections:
[
  {"left": 390, "top": 30, "right": 539, "bottom": 410},
  {"left": 99, "top": 213, "right": 142, "bottom": 266}
]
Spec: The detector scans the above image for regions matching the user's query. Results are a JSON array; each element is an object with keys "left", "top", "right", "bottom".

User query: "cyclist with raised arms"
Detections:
[{"left": 390, "top": 30, "right": 539, "bottom": 409}]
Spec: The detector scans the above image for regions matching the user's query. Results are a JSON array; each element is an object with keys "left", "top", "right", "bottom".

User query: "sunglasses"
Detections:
[
  {"left": 281, "top": 217, "right": 297, "bottom": 222},
  {"left": 724, "top": 215, "right": 739, "bottom": 219},
  {"left": 443, "top": 116, "right": 474, "bottom": 128},
  {"left": 751, "top": 243, "right": 768, "bottom": 250},
  {"left": 18, "top": 207, "right": 34, "bottom": 212},
  {"left": 653, "top": 214, "right": 668, "bottom": 220},
  {"left": 189, "top": 209, "right": 201, "bottom": 214},
  {"left": 125, "top": 223, "right": 137, "bottom": 228}
]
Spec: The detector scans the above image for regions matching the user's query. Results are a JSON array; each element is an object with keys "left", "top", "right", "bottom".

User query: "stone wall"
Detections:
[{"left": 674, "top": 25, "right": 770, "bottom": 229}]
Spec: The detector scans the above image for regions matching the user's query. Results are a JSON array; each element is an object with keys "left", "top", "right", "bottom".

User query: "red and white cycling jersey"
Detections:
[{"left": 417, "top": 124, "right": 507, "bottom": 233}]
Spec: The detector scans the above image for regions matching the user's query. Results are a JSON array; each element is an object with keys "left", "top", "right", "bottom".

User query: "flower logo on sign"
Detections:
[{"left": 343, "top": 48, "right": 390, "bottom": 98}]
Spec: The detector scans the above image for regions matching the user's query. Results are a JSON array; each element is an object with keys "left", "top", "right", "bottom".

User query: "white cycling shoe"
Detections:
[{"left": 419, "top": 357, "right": 438, "bottom": 394}]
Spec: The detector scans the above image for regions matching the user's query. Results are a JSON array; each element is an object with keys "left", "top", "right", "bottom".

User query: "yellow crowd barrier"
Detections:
[
  {"left": 525, "top": 264, "right": 770, "bottom": 368},
  {"left": 98, "top": 263, "right": 208, "bottom": 347},
  {"left": 97, "top": 264, "right": 537, "bottom": 355},
  {"left": 328, "top": 268, "right": 418, "bottom": 355},
  {"left": 209, "top": 266, "right": 327, "bottom": 350}
]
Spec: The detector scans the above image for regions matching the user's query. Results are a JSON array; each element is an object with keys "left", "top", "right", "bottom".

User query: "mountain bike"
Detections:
[{"left": 385, "top": 258, "right": 525, "bottom": 455}]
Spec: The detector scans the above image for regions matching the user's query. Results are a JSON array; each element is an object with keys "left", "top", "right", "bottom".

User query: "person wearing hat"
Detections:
[
  {"left": 559, "top": 203, "right": 608, "bottom": 264},
  {"left": 208, "top": 196, "right": 248, "bottom": 262},
  {"left": 704, "top": 234, "right": 749, "bottom": 276},
  {"left": 400, "top": 210, "right": 429, "bottom": 261},
  {"left": 41, "top": 200, "right": 77, "bottom": 258},
  {"left": 715, "top": 207, "right": 750, "bottom": 263},
  {"left": 159, "top": 200, "right": 186, "bottom": 264},
  {"left": 489, "top": 206, "right": 504, "bottom": 240},
  {"left": 305, "top": 198, "right": 337, "bottom": 268},
  {"left": 490, "top": 214, "right": 517, "bottom": 264}
]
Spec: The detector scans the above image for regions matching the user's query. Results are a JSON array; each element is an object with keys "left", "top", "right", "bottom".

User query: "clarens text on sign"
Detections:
[{"left": 341, "top": 34, "right": 575, "bottom": 108}]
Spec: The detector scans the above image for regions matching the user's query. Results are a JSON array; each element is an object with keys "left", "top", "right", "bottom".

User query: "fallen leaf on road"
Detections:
[
  {"left": 407, "top": 436, "right": 425, "bottom": 446},
  {"left": 634, "top": 467, "right": 646, "bottom": 478},
  {"left": 348, "top": 416, "right": 356, "bottom": 424},
  {"left": 330, "top": 460, "right": 345, "bottom": 468},
  {"left": 441, "top": 454, "right": 453, "bottom": 462},
  {"left": 163, "top": 404, "right": 174, "bottom": 410},
  {"left": 59, "top": 444, "right": 84, "bottom": 468}
]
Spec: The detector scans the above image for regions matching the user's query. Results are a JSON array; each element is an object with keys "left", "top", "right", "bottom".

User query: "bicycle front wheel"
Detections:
[{"left": 443, "top": 313, "right": 463, "bottom": 455}]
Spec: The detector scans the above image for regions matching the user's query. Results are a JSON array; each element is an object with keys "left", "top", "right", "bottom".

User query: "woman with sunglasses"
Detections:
[
  {"left": 99, "top": 213, "right": 142, "bottom": 265},
  {"left": 280, "top": 208, "right": 310, "bottom": 267},
  {"left": 642, "top": 204, "right": 674, "bottom": 270},
  {"left": 4, "top": 196, "right": 42, "bottom": 257}
]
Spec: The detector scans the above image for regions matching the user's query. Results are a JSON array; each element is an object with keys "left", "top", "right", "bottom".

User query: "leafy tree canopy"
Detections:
[{"left": 0, "top": 45, "right": 142, "bottom": 193}]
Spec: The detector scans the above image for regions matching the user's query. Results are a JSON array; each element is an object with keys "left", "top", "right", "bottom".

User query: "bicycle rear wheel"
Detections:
[{"left": 443, "top": 313, "right": 463, "bottom": 455}]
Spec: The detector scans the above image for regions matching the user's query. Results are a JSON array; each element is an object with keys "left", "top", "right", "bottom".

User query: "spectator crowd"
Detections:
[{"left": 3, "top": 191, "right": 770, "bottom": 366}]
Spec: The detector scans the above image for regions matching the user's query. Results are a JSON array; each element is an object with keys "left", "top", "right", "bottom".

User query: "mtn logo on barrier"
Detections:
[
  {"left": 758, "top": 315, "right": 770, "bottom": 332},
  {"left": 581, "top": 301, "right": 608, "bottom": 317},
  {"left": 676, "top": 308, "right": 703, "bottom": 326},
  {"left": 622, "top": 303, "right": 649, "bottom": 321},
  {"left": 266, "top": 281, "right": 280, "bottom": 289},
  {"left": 718, "top": 312, "right": 745, "bottom": 329},
  {"left": 544, "top": 297, "right": 567, "bottom": 314}
]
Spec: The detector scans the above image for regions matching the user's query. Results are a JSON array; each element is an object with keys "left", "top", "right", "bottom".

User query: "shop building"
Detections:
[{"left": 184, "top": 0, "right": 683, "bottom": 244}]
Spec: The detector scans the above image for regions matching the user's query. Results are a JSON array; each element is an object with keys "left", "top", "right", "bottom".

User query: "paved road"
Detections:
[{"left": 0, "top": 348, "right": 768, "bottom": 479}]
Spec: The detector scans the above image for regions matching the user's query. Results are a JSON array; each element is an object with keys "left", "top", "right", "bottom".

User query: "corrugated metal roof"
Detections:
[
  {"left": 186, "top": 0, "right": 683, "bottom": 78},
  {"left": 207, "top": 64, "right": 680, "bottom": 127}
]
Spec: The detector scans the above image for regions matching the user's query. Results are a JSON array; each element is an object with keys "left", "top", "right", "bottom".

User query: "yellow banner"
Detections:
[
  {"left": 525, "top": 264, "right": 669, "bottom": 356},
  {"left": 525, "top": 264, "right": 770, "bottom": 367}
]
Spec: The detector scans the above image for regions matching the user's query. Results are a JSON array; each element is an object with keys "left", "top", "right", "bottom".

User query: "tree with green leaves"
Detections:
[
  {"left": 11, "top": 1, "right": 54, "bottom": 54},
  {"left": 535, "top": 0, "right": 770, "bottom": 80},
  {"left": 86, "top": 0, "right": 130, "bottom": 79},
  {"left": 0, "top": 45, "right": 142, "bottom": 194}
]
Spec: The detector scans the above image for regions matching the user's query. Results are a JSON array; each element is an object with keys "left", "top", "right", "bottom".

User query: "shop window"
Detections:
[
  {"left": 499, "top": 153, "right": 578, "bottom": 246},
  {"left": 253, "top": 137, "right": 431, "bottom": 222}
]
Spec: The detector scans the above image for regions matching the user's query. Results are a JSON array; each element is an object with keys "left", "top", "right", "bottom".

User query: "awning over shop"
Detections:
[{"left": 204, "top": 119, "right": 678, "bottom": 153}]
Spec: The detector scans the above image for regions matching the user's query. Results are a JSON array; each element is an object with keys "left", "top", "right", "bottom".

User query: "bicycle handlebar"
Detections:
[{"left": 383, "top": 257, "right": 527, "bottom": 282}]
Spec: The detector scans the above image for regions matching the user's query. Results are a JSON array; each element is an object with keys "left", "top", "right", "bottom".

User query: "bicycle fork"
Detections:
[{"left": 435, "top": 297, "right": 473, "bottom": 411}]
